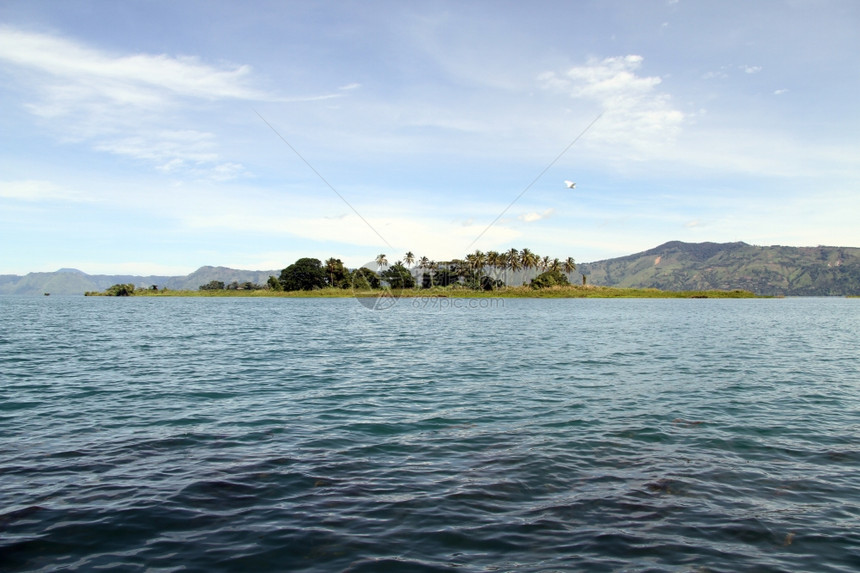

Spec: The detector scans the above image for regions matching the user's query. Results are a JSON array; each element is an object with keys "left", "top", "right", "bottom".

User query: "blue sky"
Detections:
[{"left": 1, "top": 0, "right": 858, "bottom": 275}]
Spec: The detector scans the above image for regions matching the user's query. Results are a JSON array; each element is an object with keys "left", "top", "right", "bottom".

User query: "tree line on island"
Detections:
[
  {"left": 246, "top": 249, "right": 579, "bottom": 292},
  {"left": 90, "top": 249, "right": 581, "bottom": 295}
]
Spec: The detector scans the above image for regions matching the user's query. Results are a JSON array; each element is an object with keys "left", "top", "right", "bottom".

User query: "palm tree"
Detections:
[
  {"left": 418, "top": 255, "right": 430, "bottom": 288},
  {"left": 563, "top": 257, "right": 576, "bottom": 283},
  {"left": 506, "top": 248, "right": 521, "bottom": 285},
  {"left": 450, "top": 258, "right": 467, "bottom": 283},
  {"left": 541, "top": 256, "right": 552, "bottom": 272},
  {"left": 464, "top": 255, "right": 475, "bottom": 284},
  {"left": 486, "top": 251, "right": 501, "bottom": 284},
  {"left": 375, "top": 254, "right": 388, "bottom": 270},
  {"left": 471, "top": 250, "right": 486, "bottom": 285},
  {"left": 520, "top": 248, "right": 536, "bottom": 284},
  {"left": 402, "top": 251, "right": 416, "bottom": 288},
  {"left": 549, "top": 258, "right": 561, "bottom": 273}
]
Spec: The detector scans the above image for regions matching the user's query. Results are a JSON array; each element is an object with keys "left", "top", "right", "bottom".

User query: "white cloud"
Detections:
[
  {"left": 95, "top": 130, "right": 216, "bottom": 162},
  {"left": 90, "top": 129, "right": 249, "bottom": 180},
  {"left": 161, "top": 184, "right": 524, "bottom": 266},
  {"left": 539, "top": 55, "right": 684, "bottom": 157},
  {"left": 741, "top": 65, "right": 762, "bottom": 74},
  {"left": 0, "top": 26, "right": 270, "bottom": 105},
  {"left": 774, "top": 89, "right": 789, "bottom": 95},
  {"left": 0, "top": 27, "right": 278, "bottom": 180},
  {"left": 0, "top": 180, "right": 89, "bottom": 202},
  {"left": 518, "top": 208, "right": 555, "bottom": 223}
]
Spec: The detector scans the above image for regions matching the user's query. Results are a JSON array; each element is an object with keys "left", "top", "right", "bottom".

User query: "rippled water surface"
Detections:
[{"left": 1, "top": 296, "right": 858, "bottom": 572}]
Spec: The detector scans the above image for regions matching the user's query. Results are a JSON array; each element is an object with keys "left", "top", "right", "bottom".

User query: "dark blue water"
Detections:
[{"left": 1, "top": 296, "right": 858, "bottom": 572}]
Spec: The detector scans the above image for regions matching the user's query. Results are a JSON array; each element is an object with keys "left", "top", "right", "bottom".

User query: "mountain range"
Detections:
[
  {"left": 2, "top": 242, "right": 859, "bottom": 296},
  {"left": 0, "top": 266, "right": 280, "bottom": 296},
  {"left": 578, "top": 241, "right": 860, "bottom": 296}
]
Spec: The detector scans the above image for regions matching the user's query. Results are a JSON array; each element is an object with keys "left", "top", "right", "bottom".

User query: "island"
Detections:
[{"left": 86, "top": 249, "right": 760, "bottom": 298}]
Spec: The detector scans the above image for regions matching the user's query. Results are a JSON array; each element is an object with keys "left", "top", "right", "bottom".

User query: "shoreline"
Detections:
[{"left": 87, "top": 285, "right": 764, "bottom": 299}]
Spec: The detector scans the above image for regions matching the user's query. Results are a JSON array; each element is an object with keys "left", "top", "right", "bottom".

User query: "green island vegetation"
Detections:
[{"left": 86, "top": 249, "right": 760, "bottom": 298}]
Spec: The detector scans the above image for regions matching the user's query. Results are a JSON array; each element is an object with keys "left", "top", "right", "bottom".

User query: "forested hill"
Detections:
[{"left": 577, "top": 241, "right": 860, "bottom": 296}]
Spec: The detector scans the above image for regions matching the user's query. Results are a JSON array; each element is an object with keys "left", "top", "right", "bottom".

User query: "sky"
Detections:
[{"left": 1, "top": 0, "right": 858, "bottom": 275}]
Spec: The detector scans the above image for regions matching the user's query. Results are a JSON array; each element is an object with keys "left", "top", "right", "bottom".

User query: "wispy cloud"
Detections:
[
  {"left": 0, "top": 26, "right": 271, "bottom": 108},
  {"left": 704, "top": 64, "right": 762, "bottom": 79},
  {"left": 539, "top": 55, "right": 684, "bottom": 157},
  {"left": 702, "top": 68, "right": 729, "bottom": 80},
  {"left": 0, "top": 180, "right": 89, "bottom": 202},
  {"left": 90, "top": 129, "right": 249, "bottom": 178},
  {"left": 518, "top": 208, "right": 555, "bottom": 223},
  {"left": 0, "top": 27, "right": 285, "bottom": 180}
]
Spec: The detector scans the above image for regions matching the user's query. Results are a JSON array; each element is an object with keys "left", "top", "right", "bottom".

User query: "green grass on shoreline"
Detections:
[{"left": 92, "top": 285, "right": 763, "bottom": 299}]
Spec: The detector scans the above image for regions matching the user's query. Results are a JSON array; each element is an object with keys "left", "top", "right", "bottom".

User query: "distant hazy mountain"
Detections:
[
  {"left": 171, "top": 266, "right": 280, "bottom": 291},
  {"left": 578, "top": 241, "right": 860, "bottom": 296},
  {"left": 0, "top": 266, "right": 280, "bottom": 296},
  {"left": 4, "top": 242, "right": 859, "bottom": 296}
]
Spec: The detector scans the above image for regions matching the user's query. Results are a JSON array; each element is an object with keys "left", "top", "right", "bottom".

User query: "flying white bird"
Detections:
[{"left": 564, "top": 181, "right": 576, "bottom": 189}]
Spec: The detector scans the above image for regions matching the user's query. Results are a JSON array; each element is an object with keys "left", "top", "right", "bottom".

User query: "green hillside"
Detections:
[
  {"left": 578, "top": 241, "right": 860, "bottom": 296},
  {"left": 4, "top": 242, "right": 859, "bottom": 296}
]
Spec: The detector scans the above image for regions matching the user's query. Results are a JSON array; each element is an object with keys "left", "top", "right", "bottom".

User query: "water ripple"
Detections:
[{"left": 1, "top": 297, "right": 858, "bottom": 571}]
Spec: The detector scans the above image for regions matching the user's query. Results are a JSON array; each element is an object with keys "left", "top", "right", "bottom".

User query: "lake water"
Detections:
[{"left": 1, "top": 296, "right": 858, "bottom": 572}]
